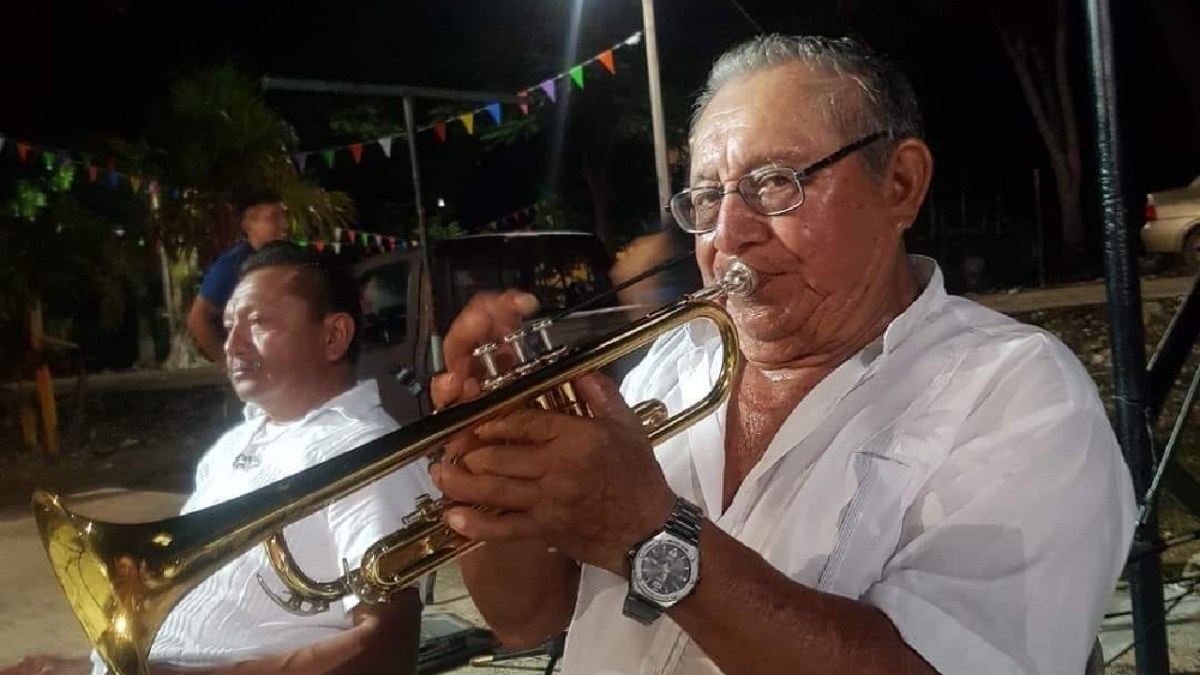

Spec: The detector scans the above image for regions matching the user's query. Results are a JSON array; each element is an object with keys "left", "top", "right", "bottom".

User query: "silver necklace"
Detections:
[{"left": 233, "top": 420, "right": 273, "bottom": 470}]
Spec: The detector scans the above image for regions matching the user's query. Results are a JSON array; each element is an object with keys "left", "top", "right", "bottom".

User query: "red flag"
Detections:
[
  {"left": 598, "top": 49, "right": 616, "bottom": 74},
  {"left": 87, "top": 165, "right": 99, "bottom": 181},
  {"left": 349, "top": 144, "right": 363, "bottom": 164},
  {"left": 388, "top": 236, "right": 397, "bottom": 250},
  {"left": 17, "top": 143, "right": 30, "bottom": 163},
  {"left": 434, "top": 122, "right": 447, "bottom": 143},
  {"left": 518, "top": 91, "right": 529, "bottom": 115},
  {"left": 347, "top": 228, "right": 357, "bottom": 242},
  {"left": 315, "top": 241, "right": 326, "bottom": 252}
]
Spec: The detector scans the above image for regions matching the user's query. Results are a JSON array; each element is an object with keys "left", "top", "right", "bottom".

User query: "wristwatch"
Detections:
[{"left": 622, "top": 497, "right": 704, "bottom": 625}]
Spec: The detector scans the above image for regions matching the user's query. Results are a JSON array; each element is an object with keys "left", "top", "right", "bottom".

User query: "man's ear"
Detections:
[
  {"left": 884, "top": 138, "right": 934, "bottom": 232},
  {"left": 324, "top": 313, "right": 356, "bottom": 362}
]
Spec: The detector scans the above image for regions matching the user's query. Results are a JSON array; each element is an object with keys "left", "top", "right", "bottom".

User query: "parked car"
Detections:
[
  {"left": 355, "top": 231, "right": 646, "bottom": 424},
  {"left": 1142, "top": 176, "right": 1200, "bottom": 270}
]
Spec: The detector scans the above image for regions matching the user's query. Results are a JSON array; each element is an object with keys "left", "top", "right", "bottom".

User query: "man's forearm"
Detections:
[
  {"left": 459, "top": 542, "right": 579, "bottom": 648},
  {"left": 668, "top": 522, "right": 936, "bottom": 675},
  {"left": 191, "top": 321, "right": 225, "bottom": 364}
]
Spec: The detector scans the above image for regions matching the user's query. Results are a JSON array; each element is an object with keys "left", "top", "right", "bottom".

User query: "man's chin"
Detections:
[{"left": 228, "top": 373, "right": 261, "bottom": 401}]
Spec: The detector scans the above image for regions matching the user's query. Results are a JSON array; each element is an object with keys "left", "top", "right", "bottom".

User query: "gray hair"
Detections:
[{"left": 691, "top": 35, "right": 924, "bottom": 176}]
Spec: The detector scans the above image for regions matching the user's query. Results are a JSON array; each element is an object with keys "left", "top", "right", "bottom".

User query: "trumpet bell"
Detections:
[{"left": 33, "top": 490, "right": 191, "bottom": 675}]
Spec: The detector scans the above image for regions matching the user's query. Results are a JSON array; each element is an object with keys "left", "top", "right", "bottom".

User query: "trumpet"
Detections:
[{"left": 32, "top": 261, "right": 756, "bottom": 675}]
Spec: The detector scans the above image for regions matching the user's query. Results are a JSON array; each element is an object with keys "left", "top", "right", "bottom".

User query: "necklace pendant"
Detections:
[{"left": 233, "top": 453, "right": 261, "bottom": 470}]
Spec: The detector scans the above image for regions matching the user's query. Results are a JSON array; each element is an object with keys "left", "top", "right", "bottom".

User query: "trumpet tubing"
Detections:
[{"left": 33, "top": 261, "right": 755, "bottom": 675}]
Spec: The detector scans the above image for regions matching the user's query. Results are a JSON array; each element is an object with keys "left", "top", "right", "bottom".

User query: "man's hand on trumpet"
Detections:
[
  {"left": 429, "top": 290, "right": 677, "bottom": 578},
  {"left": 432, "top": 373, "right": 676, "bottom": 576}
]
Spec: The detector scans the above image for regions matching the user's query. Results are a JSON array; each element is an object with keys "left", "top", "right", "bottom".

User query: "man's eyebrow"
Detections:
[{"left": 690, "top": 151, "right": 814, "bottom": 185}]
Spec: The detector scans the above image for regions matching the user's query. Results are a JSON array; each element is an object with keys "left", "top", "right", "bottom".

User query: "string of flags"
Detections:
[
  {"left": 0, "top": 133, "right": 177, "bottom": 202},
  {"left": 291, "top": 31, "right": 644, "bottom": 171},
  {"left": 295, "top": 204, "right": 538, "bottom": 254}
]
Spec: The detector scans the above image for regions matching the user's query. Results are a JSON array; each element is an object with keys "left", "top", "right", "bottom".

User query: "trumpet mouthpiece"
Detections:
[{"left": 723, "top": 260, "right": 757, "bottom": 298}]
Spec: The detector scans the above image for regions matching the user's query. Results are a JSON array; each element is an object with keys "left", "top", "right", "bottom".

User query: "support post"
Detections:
[
  {"left": 640, "top": 0, "right": 672, "bottom": 227},
  {"left": 403, "top": 96, "right": 443, "bottom": 374},
  {"left": 1084, "top": 0, "right": 1168, "bottom": 672}
]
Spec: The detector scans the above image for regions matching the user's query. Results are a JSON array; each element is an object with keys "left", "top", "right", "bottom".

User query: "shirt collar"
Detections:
[{"left": 242, "top": 379, "right": 383, "bottom": 425}]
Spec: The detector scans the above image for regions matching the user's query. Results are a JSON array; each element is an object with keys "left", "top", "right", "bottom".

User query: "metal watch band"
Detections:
[
  {"left": 663, "top": 498, "right": 703, "bottom": 546},
  {"left": 622, "top": 593, "right": 663, "bottom": 625}
]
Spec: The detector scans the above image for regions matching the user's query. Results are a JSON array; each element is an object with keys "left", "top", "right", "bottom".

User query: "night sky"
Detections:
[{"left": 2, "top": 0, "right": 1197, "bottom": 235}]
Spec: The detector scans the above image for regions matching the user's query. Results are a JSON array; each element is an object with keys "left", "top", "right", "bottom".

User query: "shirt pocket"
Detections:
[{"left": 815, "top": 450, "right": 915, "bottom": 599}]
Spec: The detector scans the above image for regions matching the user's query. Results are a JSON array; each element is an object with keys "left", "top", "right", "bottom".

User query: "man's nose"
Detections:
[
  {"left": 712, "top": 192, "right": 770, "bottom": 256},
  {"left": 224, "top": 318, "right": 249, "bottom": 358}
]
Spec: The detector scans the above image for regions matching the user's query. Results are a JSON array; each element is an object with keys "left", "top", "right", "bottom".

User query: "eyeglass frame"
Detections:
[{"left": 666, "top": 130, "right": 893, "bottom": 234}]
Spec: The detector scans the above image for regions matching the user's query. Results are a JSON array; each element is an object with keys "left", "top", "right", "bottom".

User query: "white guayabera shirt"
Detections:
[
  {"left": 561, "top": 257, "right": 1135, "bottom": 675},
  {"left": 89, "top": 380, "right": 435, "bottom": 674}
]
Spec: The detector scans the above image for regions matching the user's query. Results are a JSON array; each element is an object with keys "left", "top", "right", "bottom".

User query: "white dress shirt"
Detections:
[
  {"left": 561, "top": 257, "right": 1135, "bottom": 675},
  {"left": 89, "top": 380, "right": 436, "bottom": 673}
]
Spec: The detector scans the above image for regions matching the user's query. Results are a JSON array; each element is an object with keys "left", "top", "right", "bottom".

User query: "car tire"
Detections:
[{"left": 1185, "top": 227, "right": 1200, "bottom": 272}]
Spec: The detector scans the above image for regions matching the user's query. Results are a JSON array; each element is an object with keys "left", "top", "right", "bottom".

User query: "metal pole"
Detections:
[
  {"left": 1084, "top": 1, "right": 1169, "bottom": 673},
  {"left": 263, "top": 78, "right": 519, "bottom": 104},
  {"left": 403, "top": 96, "right": 443, "bottom": 373},
  {"left": 640, "top": 0, "right": 672, "bottom": 227}
]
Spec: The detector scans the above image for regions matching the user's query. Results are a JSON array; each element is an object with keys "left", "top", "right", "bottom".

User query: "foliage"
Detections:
[
  {"left": 0, "top": 164, "right": 148, "bottom": 375},
  {"left": 143, "top": 64, "right": 356, "bottom": 261}
]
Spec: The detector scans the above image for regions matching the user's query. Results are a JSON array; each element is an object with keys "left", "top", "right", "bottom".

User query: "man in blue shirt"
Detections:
[{"left": 187, "top": 190, "right": 288, "bottom": 363}]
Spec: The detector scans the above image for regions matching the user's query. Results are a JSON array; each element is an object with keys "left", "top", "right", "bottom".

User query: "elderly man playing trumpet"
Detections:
[{"left": 430, "top": 35, "right": 1135, "bottom": 675}]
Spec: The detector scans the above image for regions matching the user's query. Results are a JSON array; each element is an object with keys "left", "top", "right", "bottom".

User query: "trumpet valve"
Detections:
[
  {"left": 472, "top": 342, "right": 500, "bottom": 378},
  {"left": 402, "top": 494, "right": 442, "bottom": 527}
]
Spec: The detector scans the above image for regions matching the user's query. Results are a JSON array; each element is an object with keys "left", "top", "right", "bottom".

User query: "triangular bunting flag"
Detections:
[
  {"left": 130, "top": 177, "right": 141, "bottom": 193},
  {"left": 598, "top": 49, "right": 616, "bottom": 74},
  {"left": 333, "top": 242, "right": 342, "bottom": 254},
  {"left": 374, "top": 234, "right": 383, "bottom": 246},
  {"left": 148, "top": 181, "right": 159, "bottom": 195},
  {"left": 171, "top": 188, "right": 181, "bottom": 200},
  {"left": 17, "top": 143, "right": 30, "bottom": 163},
  {"left": 297, "top": 240, "right": 308, "bottom": 248},
  {"left": 347, "top": 228, "right": 357, "bottom": 242},
  {"left": 293, "top": 153, "right": 308, "bottom": 172},
  {"left": 434, "top": 122, "right": 447, "bottom": 142},
  {"left": 108, "top": 172, "right": 119, "bottom": 188},
  {"left": 379, "top": 137, "right": 393, "bottom": 158},
  {"left": 540, "top": 79, "right": 557, "bottom": 102},
  {"left": 360, "top": 232, "right": 369, "bottom": 246},
  {"left": 389, "top": 237, "right": 397, "bottom": 250},
  {"left": 569, "top": 65, "right": 584, "bottom": 90},
  {"left": 485, "top": 103, "right": 502, "bottom": 125},
  {"left": 42, "top": 152, "right": 55, "bottom": 170},
  {"left": 518, "top": 91, "right": 529, "bottom": 115},
  {"left": 315, "top": 240, "right": 326, "bottom": 252},
  {"left": 87, "top": 165, "right": 98, "bottom": 182},
  {"left": 349, "top": 144, "right": 363, "bottom": 164},
  {"left": 459, "top": 113, "right": 475, "bottom": 135},
  {"left": 334, "top": 227, "right": 343, "bottom": 242},
  {"left": 323, "top": 150, "right": 335, "bottom": 168}
]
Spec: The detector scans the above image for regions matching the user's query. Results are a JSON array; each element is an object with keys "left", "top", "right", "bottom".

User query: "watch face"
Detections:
[{"left": 633, "top": 533, "right": 699, "bottom": 604}]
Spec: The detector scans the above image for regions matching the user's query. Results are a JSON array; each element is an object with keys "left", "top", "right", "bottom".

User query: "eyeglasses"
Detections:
[{"left": 667, "top": 131, "right": 891, "bottom": 234}]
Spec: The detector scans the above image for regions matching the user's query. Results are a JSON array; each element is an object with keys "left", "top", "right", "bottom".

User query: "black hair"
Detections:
[
  {"left": 239, "top": 241, "right": 363, "bottom": 363},
  {"left": 233, "top": 188, "right": 284, "bottom": 221}
]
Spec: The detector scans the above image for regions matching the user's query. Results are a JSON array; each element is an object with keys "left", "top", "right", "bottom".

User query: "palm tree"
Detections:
[{"left": 143, "top": 64, "right": 356, "bottom": 368}]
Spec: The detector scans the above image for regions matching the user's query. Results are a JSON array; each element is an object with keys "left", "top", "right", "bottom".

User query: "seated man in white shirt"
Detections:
[
  {"left": 427, "top": 35, "right": 1136, "bottom": 675},
  {"left": 6, "top": 241, "right": 433, "bottom": 675}
]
